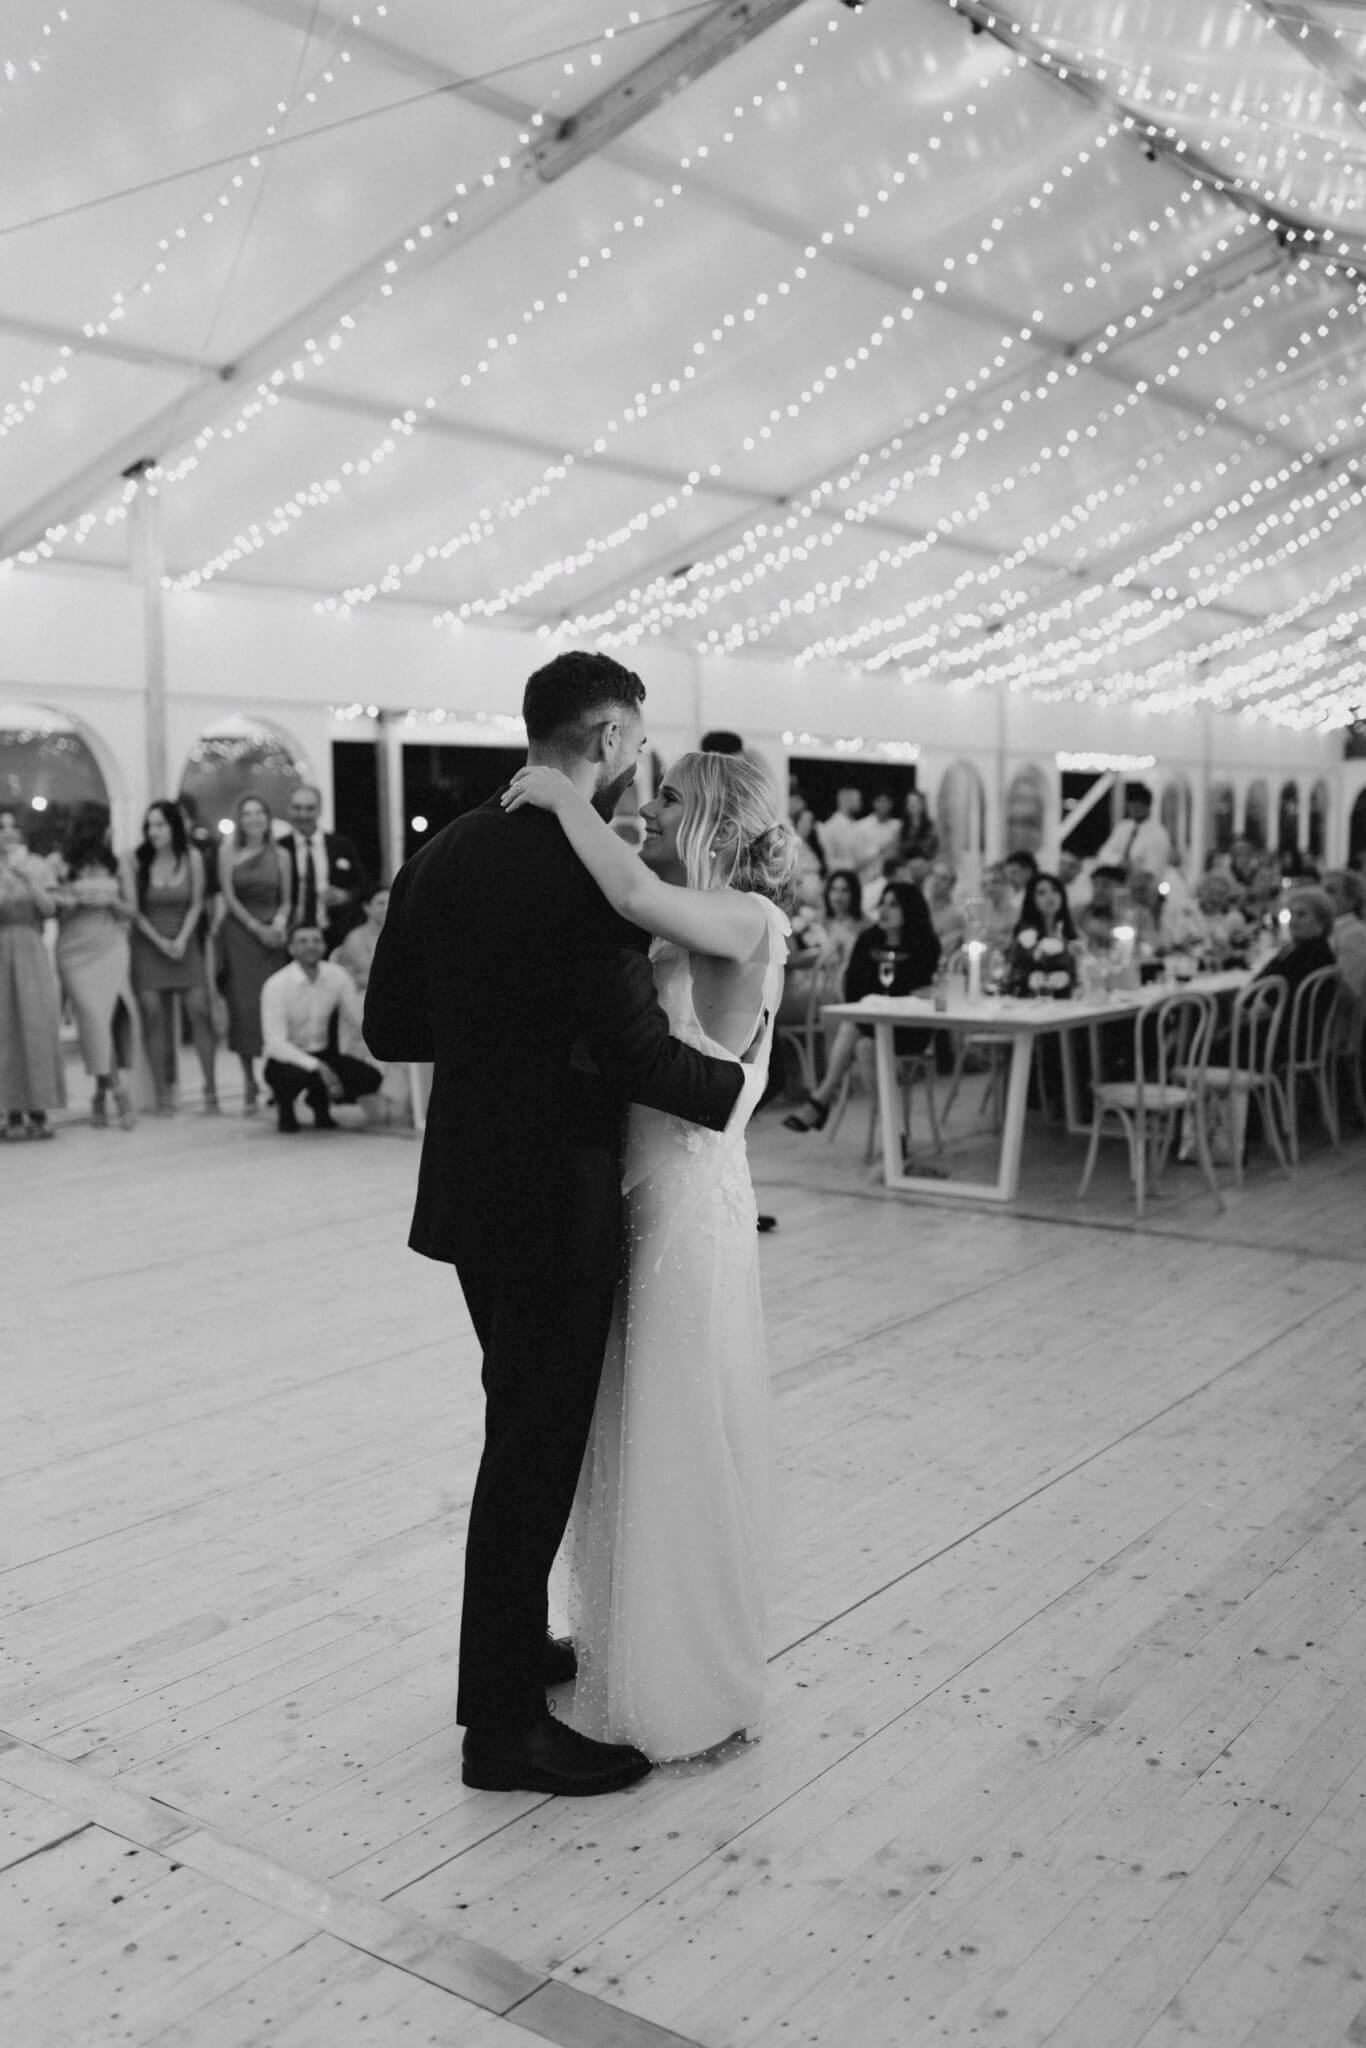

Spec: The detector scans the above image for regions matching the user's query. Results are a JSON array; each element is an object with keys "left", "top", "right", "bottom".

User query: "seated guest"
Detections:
[
  {"left": 1193, "top": 872, "right": 1250, "bottom": 963},
  {"left": 1251, "top": 887, "right": 1337, "bottom": 1004},
  {"left": 783, "top": 882, "right": 940, "bottom": 1131},
  {"left": 1002, "top": 871, "right": 1079, "bottom": 997},
  {"left": 1125, "top": 869, "right": 1164, "bottom": 954},
  {"left": 979, "top": 863, "right": 1017, "bottom": 949},
  {"left": 925, "top": 860, "right": 966, "bottom": 949},
  {"left": 1323, "top": 870, "right": 1366, "bottom": 1006},
  {"left": 1057, "top": 848, "right": 1091, "bottom": 918},
  {"left": 1003, "top": 849, "right": 1038, "bottom": 914},
  {"left": 261, "top": 924, "right": 381, "bottom": 1131},
  {"left": 1078, "top": 865, "right": 1126, "bottom": 952}
]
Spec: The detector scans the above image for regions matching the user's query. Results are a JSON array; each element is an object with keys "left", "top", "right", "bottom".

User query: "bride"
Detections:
[{"left": 502, "top": 750, "right": 798, "bottom": 1761}]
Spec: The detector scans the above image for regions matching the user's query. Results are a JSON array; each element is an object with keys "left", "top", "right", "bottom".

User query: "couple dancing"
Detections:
[{"left": 364, "top": 652, "right": 798, "bottom": 1795}]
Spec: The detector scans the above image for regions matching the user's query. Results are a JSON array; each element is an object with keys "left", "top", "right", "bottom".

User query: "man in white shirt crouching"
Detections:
[{"left": 261, "top": 925, "right": 382, "bottom": 1132}]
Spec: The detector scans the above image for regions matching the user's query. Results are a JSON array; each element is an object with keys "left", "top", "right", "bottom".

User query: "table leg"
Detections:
[
  {"left": 873, "top": 1021, "right": 902, "bottom": 1188},
  {"left": 995, "top": 1030, "right": 1033, "bottom": 1199}
]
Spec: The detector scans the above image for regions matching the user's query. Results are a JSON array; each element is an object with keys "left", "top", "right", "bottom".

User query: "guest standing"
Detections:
[
  {"left": 52, "top": 803, "right": 136, "bottom": 1129},
  {"left": 281, "top": 784, "right": 366, "bottom": 950},
  {"left": 0, "top": 807, "right": 65, "bottom": 1139},
  {"left": 217, "top": 792, "right": 290, "bottom": 1113},
  {"left": 128, "top": 798, "right": 218, "bottom": 1114}
]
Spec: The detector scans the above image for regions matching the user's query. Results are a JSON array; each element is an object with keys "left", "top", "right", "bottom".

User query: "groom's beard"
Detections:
[{"left": 592, "top": 766, "right": 638, "bottom": 821}]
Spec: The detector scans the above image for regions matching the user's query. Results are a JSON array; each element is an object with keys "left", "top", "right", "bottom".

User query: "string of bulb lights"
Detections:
[
  {"left": 166, "top": 13, "right": 854, "bottom": 593},
  {"left": 6, "top": 0, "right": 1366, "bottom": 731},
  {"left": 571, "top": 237, "right": 1317, "bottom": 655}
]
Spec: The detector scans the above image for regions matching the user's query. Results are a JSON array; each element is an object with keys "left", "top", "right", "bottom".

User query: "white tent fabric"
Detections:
[{"left": 3, "top": 0, "right": 1366, "bottom": 734}]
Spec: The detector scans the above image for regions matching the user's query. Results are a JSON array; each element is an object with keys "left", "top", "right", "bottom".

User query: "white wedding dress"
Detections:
[{"left": 558, "top": 895, "right": 789, "bottom": 1761}]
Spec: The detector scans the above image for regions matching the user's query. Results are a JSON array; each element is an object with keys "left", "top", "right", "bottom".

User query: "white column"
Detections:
[
  {"left": 376, "top": 711, "right": 406, "bottom": 882},
  {"left": 126, "top": 466, "right": 167, "bottom": 800}
]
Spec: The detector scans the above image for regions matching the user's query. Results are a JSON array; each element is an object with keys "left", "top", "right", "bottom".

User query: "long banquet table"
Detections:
[{"left": 824, "top": 972, "right": 1248, "bottom": 1205}]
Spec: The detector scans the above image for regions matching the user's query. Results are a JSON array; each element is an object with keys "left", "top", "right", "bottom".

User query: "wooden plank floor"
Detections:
[{"left": 3, "top": 1077, "right": 1365, "bottom": 2047}]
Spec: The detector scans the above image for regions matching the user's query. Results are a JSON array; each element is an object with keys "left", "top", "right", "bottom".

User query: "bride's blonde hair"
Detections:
[{"left": 668, "top": 751, "right": 801, "bottom": 907}]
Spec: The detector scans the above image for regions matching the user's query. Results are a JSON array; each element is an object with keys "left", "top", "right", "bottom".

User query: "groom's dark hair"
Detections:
[{"left": 522, "top": 650, "right": 646, "bottom": 747}]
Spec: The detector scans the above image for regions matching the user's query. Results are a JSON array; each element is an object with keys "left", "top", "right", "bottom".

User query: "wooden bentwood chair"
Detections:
[
  {"left": 1078, "top": 989, "right": 1222, "bottom": 1219},
  {"left": 1180, "top": 976, "right": 1289, "bottom": 1189},
  {"left": 1281, "top": 965, "right": 1343, "bottom": 1163}
]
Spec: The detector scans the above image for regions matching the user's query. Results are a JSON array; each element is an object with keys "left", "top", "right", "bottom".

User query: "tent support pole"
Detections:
[{"left": 127, "top": 470, "right": 168, "bottom": 801}]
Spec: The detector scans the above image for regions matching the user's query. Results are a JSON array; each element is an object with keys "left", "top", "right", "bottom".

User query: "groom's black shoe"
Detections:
[
  {"left": 542, "top": 1634, "right": 577, "bottom": 1686},
  {"left": 461, "top": 1710, "right": 651, "bottom": 1796}
]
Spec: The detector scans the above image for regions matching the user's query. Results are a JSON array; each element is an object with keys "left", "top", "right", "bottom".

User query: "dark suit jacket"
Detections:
[
  {"left": 364, "top": 793, "right": 743, "bottom": 1269},
  {"left": 281, "top": 830, "right": 367, "bottom": 950}
]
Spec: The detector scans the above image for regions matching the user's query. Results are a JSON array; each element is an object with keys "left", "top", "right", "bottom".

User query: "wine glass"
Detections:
[{"left": 877, "top": 951, "right": 897, "bottom": 992}]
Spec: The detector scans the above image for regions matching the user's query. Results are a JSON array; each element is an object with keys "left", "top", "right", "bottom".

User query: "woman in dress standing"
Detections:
[
  {"left": 0, "top": 807, "right": 66, "bottom": 1139},
  {"left": 217, "top": 791, "right": 289, "bottom": 1113},
  {"left": 52, "top": 803, "right": 137, "bottom": 1129},
  {"left": 128, "top": 798, "right": 218, "bottom": 1114},
  {"left": 503, "top": 750, "right": 798, "bottom": 1762}
]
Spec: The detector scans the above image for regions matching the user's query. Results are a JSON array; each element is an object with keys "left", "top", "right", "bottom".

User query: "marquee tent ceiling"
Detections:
[{"left": 5, "top": 0, "right": 1366, "bottom": 732}]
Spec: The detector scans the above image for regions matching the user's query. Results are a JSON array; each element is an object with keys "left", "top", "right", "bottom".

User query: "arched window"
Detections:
[
  {"left": 179, "top": 716, "right": 308, "bottom": 840},
  {"left": 1244, "top": 779, "right": 1269, "bottom": 850},
  {"left": 1350, "top": 787, "right": 1366, "bottom": 867},
  {"left": 1160, "top": 775, "right": 1191, "bottom": 859},
  {"left": 1308, "top": 780, "right": 1329, "bottom": 861},
  {"left": 1004, "top": 764, "right": 1048, "bottom": 854},
  {"left": 1277, "top": 780, "right": 1300, "bottom": 857},
  {"left": 1208, "top": 782, "right": 1235, "bottom": 853},
  {"left": 936, "top": 760, "right": 986, "bottom": 864},
  {"left": 0, "top": 703, "right": 110, "bottom": 856}
]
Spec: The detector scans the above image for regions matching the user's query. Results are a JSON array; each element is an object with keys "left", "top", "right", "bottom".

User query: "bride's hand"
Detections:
[{"left": 502, "top": 766, "right": 575, "bottom": 814}]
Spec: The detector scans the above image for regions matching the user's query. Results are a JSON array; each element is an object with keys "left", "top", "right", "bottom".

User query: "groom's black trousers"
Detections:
[{"left": 450, "top": 1146, "right": 622, "bottom": 1734}]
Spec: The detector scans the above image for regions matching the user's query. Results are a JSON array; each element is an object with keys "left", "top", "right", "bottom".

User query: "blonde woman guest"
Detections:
[
  {"left": 502, "top": 749, "right": 798, "bottom": 1764},
  {"left": 52, "top": 803, "right": 136, "bottom": 1129},
  {"left": 926, "top": 860, "right": 967, "bottom": 949},
  {"left": 217, "top": 791, "right": 290, "bottom": 1112},
  {"left": 128, "top": 798, "right": 218, "bottom": 1114},
  {"left": 330, "top": 881, "right": 389, "bottom": 991},
  {"left": 0, "top": 807, "right": 65, "bottom": 1139}
]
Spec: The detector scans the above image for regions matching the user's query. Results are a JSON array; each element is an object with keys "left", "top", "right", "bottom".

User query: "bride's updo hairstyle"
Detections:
[{"left": 669, "top": 751, "right": 801, "bottom": 908}]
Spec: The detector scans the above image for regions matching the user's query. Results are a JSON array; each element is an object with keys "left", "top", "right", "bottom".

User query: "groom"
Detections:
[{"left": 364, "top": 652, "right": 743, "bottom": 1795}]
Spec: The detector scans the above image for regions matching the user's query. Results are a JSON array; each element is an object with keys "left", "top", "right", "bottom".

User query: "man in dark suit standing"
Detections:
[
  {"left": 282, "top": 783, "right": 366, "bottom": 950},
  {"left": 364, "top": 652, "right": 742, "bottom": 1796}
]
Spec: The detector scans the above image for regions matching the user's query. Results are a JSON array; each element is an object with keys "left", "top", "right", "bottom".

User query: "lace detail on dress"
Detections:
[{"left": 556, "top": 896, "right": 788, "bottom": 1761}]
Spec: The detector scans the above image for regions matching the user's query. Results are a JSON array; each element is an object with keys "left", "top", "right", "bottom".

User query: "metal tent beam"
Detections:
[{"left": 0, "top": 0, "right": 806, "bottom": 560}]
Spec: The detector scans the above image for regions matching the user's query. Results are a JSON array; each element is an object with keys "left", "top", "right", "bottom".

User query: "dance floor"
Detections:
[{"left": 5, "top": 1079, "right": 1366, "bottom": 2047}]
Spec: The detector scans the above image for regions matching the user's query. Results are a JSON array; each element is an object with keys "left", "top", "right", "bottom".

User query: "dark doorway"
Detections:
[
  {"left": 787, "top": 756, "right": 917, "bottom": 825},
  {"left": 1059, "top": 771, "right": 1114, "bottom": 858},
  {"left": 402, "top": 743, "right": 526, "bottom": 862},
  {"left": 332, "top": 740, "right": 382, "bottom": 885}
]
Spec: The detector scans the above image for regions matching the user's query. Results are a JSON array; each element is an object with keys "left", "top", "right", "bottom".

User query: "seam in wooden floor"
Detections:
[
  {"left": 751, "top": 1164, "right": 1366, "bottom": 1265},
  {"left": 0, "top": 1733, "right": 708, "bottom": 2048}
]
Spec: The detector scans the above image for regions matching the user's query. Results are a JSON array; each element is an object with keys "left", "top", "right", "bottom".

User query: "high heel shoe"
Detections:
[
  {"left": 91, "top": 1090, "right": 109, "bottom": 1129},
  {"left": 782, "top": 1096, "right": 830, "bottom": 1133},
  {"left": 113, "top": 1086, "right": 137, "bottom": 1131}
]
